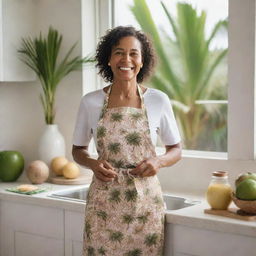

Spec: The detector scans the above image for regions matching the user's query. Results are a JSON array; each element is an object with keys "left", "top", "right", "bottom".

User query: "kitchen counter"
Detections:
[{"left": 0, "top": 181, "right": 255, "bottom": 239}]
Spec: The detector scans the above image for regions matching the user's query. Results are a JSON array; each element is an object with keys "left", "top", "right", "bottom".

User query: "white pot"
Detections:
[{"left": 38, "top": 124, "right": 66, "bottom": 166}]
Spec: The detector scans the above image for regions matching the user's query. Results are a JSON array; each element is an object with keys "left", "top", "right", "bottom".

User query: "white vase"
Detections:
[{"left": 38, "top": 124, "right": 66, "bottom": 166}]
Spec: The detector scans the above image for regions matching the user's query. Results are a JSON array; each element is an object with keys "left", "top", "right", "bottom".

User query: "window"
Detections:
[
  {"left": 82, "top": 0, "right": 256, "bottom": 162},
  {"left": 114, "top": 0, "right": 228, "bottom": 153}
]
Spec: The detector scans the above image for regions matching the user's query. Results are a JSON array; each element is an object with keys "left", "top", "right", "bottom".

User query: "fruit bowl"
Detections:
[{"left": 231, "top": 192, "right": 256, "bottom": 214}]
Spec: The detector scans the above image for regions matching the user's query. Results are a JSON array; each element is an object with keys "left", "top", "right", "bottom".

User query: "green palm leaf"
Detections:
[
  {"left": 124, "top": 188, "right": 138, "bottom": 202},
  {"left": 109, "top": 189, "right": 121, "bottom": 203},
  {"left": 122, "top": 214, "right": 135, "bottom": 227},
  {"left": 96, "top": 210, "right": 108, "bottom": 222},
  {"left": 108, "top": 142, "right": 121, "bottom": 154},
  {"left": 125, "top": 132, "right": 141, "bottom": 146},
  {"left": 18, "top": 26, "right": 94, "bottom": 124},
  {"left": 109, "top": 231, "right": 124, "bottom": 243},
  {"left": 124, "top": 249, "right": 143, "bottom": 256},
  {"left": 144, "top": 233, "right": 158, "bottom": 247},
  {"left": 98, "top": 247, "right": 107, "bottom": 255},
  {"left": 111, "top": 112, "right": 123, "bottom": 122},
  {"left": 97, "top": 126, "right": 107, "bottom": 138},
  {"left": 87, "top": 247, "right": 96, "bottom": 256},
  {"left": 131, "top": 1, "right": 228, "bottom": 150}
]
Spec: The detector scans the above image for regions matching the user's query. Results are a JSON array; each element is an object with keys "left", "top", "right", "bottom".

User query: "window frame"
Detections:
[{"left": 82, "top": 0, "right": 256, "bottom": 162}]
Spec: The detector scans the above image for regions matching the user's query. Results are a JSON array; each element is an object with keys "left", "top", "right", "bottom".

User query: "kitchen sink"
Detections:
[{"left": 48, "top": 186, "right": 200, "bottom": 211}]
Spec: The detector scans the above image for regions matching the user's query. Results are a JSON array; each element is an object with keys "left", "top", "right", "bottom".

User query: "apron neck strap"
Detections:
[{"left": 105, "top": 83, "right": 145, "bottom": 109}]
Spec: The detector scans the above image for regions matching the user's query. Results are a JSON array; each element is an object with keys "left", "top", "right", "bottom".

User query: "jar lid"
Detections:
[{"left": 212, "top": 171, "right": 228, "bottom": 177}]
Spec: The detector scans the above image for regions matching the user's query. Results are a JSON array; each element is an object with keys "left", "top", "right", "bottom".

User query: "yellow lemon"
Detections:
[
  {"left": 62, "top": 162, "right": 80, "bottom": 179},
  {"left": 51, "top": 156, "right": 68, "bottom": 176}
]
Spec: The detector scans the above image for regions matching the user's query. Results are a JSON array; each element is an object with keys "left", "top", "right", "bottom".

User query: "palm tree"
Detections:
[
  {"left": 109, "top": 189, "right": 121, "bottom": 204},
  {"left": 130, "top": 112, "right": 143, "bottom": 121},
  {"left": 126, "top": 176, "right": 134, "bottom": 186},
  {"left": 109, "top": 230, "right": 124, "bottom": 244},
  {"left": 144, "top": 233, "right": 158, "bottom": 247},
  {"left": 124, "top": 249, "right": 143, "bottom": 256},
  {"left": 122, "top": 214, "right": 135, "bottom": 229},
  {"left": 131, "top": 0, "right": 228, "bottom": 151},
  {"left": 108, "top": 142, "right": 121, "bottom": 155},
  {"left": 109, "top": 159, "right": 124, "bottom": 168},
  {"left": 97, "top": 210, "right": 108, "bottom": 225},
  {"left": 124, "top": 188, "right": 138, "bottom": 204},
  {"left": 18, "top": 27, "right": 93, "bottom": 124},
  {"left": 98, "top": 246, "right": 107, "bottom": 255},
  {"left": 125, "top": 132, "right": 142, "bottom": 149},
  {"left": 137, "top": 214, "right": 149, "bottom": 225},
  {"left": 111, "top": 112, "right": 123, "bottom": 122},
  {"left": 153, "top": 195, "right": 163, "bottom": 206},
  {"left": 97, "top": 126, "right": 107, "bottom": 139},
  {"left": 87, "top": 247, "right": 96, "bottom": 256},
  {"left": 85, "top": 221, "right": 92, "bottom": 240}
]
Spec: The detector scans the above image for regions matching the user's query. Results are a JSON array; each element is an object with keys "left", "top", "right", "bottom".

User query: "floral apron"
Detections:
[{"left": 83, "top": 85, "right": 165, "bottom": 256}]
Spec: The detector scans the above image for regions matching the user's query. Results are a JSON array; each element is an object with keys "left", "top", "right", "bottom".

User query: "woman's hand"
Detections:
[
  {"left": 130, "top": 157, "right": 161, "bottom": 177},
  {"left": 91, "top": 160, "right": 117, "bottom": 182}
]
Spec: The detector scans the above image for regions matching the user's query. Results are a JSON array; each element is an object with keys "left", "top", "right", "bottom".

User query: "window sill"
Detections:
[{"left": 155, "top": 147, "right": 228, "bottom": 160}]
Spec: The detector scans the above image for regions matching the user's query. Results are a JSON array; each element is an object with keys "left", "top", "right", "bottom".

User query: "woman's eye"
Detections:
[{"left": 115, "top": 52, "right": 122, "bottom": 55}]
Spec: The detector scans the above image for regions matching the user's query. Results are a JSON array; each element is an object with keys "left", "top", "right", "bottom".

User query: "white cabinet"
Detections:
[
  {"left": 0, "top": 0, "right": 36, "bottom": 81},
  {"left": 164, "top": 223, "right": 256, "bottom": 256},
  {"left": 0, "top": 200, "right": 64, "bottom": 256},
  {"left": 65, "top": 210, "right": 85, "bottom": 256}
]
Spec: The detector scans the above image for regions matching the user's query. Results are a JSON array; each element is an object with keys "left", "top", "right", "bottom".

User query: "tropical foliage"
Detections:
[
  {"left": 18, "top": 27, "right": 93, "bottom": 124},
  {"left": 131, "top": 0, "right": 228, "bottom": 151}
]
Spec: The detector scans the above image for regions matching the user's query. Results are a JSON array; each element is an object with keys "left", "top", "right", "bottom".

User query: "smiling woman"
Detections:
[{"left": 72, "top": 26, "right": 181, "bottom": 255}]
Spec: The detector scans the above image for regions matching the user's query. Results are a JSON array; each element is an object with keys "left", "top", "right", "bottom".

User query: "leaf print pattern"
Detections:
[
  {"left": 111, "top": 112, "right": 123, "bottom": 122},
  {"left": 137, "top": 213, "right": 149, "bottom": 225},
  {"left": 87, "top": 246, "right": 95, "bottom": 256},
  {"left": 83, "top": 85, "right": 164, "bottom": 255},
  {"left": 109, "top": 189, "right": 121, "bottom": 203},
  {"left": 154, "top": 195, "right": 164, "bottom": 206},
  {"left": 85, "top": 221, "right": 92, "bottom": 240},
  {"left": 109, "top": 230, "right": 124, "bottom": 243},
  {"left": 125, "top": 132, "right": 142, "bottom": 147},
  {"left": 124, "top": 188, "right": 138, "bottom": 203},
  {"left": 122, "top": 214, "right": 135, "bottom": 228},
  {"left": 108, "top": 142, "right": 121, "bottom": 154},
  {"left": 144, "top": 233, "right": 158, "bottom": 247},
  {"left": 124, "top": 248, "right": 143, "bottom": 256},
  {"left": 98, "top": 247, "right": 107, "bottom": 255},
  {"left": 97, "top": 210, "right": 108, "bottom": 224},
  {"left": 131, "top": 112, "right": 143, "bottom": 121},
  {"left": 126, "top": 176, "right": 134, "bottom": 186},
  {"left": 97, "top": 126, "right": 107, "bottom": 138},
  {"left": 109, "top": 158, "right": 125, "bottom": 168}
]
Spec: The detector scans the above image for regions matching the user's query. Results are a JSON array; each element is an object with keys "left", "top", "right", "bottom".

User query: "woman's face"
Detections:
[{"left": 109, "top": 36, "right": 143, "bottom": 83}]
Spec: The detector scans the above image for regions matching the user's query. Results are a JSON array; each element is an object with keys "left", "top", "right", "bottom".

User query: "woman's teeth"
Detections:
[{"left": 119, "top": 67, "right": 133, "bottom": 71}]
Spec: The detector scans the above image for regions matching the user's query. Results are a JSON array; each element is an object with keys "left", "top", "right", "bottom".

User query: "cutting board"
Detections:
[
  {"left": 204, "top": 208, "right": 256, "bottom": 221},
  {"left": 50, "top": 173, "right": 92, "bottom": 185}
]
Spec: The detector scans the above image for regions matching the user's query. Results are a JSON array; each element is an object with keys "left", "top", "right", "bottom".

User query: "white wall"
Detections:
[{"left": 0, "top": 0, "right": 83, "bottom": 181}]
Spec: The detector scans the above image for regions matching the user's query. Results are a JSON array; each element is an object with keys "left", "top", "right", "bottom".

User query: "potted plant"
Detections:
[{"left": 18, "top": 26, "right": 93, "bottom": 164}]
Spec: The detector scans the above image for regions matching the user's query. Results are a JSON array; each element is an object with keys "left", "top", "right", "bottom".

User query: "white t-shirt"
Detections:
[{"left": 73, "top": 87, "right": 181, "bottom": 147}]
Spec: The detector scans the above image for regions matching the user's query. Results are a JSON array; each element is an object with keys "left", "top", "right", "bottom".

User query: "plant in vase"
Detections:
[{"left": 18, "top": 26, "right": 93, "bottom": 164}]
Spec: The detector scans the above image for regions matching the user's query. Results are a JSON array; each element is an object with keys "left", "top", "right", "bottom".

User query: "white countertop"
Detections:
[{"left": 0, "top": 181, "right": 255, "bottom": 238}]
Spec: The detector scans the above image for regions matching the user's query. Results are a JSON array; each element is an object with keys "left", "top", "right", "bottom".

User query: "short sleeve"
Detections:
[
  {"left": 159, "top": 94, "right": 181, "bottom": 145},
  {"left": 72, "top": 98, "right": 93, "bottom": 146}
]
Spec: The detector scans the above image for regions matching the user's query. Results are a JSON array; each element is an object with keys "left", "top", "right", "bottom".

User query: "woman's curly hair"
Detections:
[{"left": 95, "top": 26, "right": 156, "bottom": 83}]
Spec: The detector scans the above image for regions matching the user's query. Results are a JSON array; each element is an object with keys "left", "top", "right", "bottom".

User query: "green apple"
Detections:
[
  {"left": 0, "top": 151, "right": 24, "bottom": 182},
  {"left": 236, "top": 179, "right": 256, "bottom": 200},
  {"left": 235, "top": 172, "right": 256, "bottom": 188}
]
